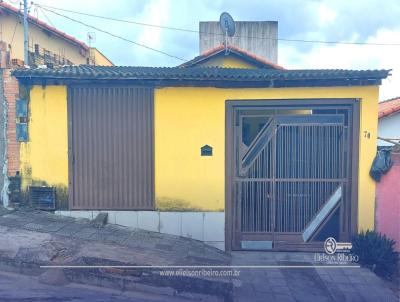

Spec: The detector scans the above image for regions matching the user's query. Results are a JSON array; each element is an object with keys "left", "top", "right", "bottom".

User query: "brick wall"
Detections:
[{"left": 2, "top": 69, "right": 19, "bottom": 176}]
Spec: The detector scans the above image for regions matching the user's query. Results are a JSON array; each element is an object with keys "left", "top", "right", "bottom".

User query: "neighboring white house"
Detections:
[{"left": 378, "top": 97, "right": 400, "bottom": 146}]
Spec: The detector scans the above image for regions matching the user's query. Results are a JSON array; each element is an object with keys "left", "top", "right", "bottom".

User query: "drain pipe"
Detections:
[{"left": 0, "top": 70, "right": 9, "bottom": 208}]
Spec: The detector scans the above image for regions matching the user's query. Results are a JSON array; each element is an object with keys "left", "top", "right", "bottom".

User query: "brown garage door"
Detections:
[{"left": 68, "top": 86, "right": 154, "bottom": 210}]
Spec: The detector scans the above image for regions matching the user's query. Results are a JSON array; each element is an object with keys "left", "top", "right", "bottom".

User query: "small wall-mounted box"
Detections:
[
  {"left": 16, "top": 99, "right": 28, "bottom": 118},
  {"left": 201, "top": 145, "right": 213, "bottom": 156},
  {"left": 16, "top": 123, "right": 28, "bottom": 142}
]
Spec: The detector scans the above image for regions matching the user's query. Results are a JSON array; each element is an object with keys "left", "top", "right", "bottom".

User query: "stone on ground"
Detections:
[
  {"left": 90, "top": 212, "right": 108, "bottom": 227},
  {"left": 39, "top": 268, "right": 70, "bottom": 286}
]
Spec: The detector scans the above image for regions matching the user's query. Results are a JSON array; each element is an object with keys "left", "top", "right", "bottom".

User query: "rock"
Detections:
[
  {"left": 39, "top": 268, "right": 70, "bottom": 286},
  {"left": 91, "top": 213, "right": 108, "bottom": 228}
]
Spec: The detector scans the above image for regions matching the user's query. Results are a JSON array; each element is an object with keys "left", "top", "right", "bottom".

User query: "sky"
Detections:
[{"left": 6, "top": 0, "right": 400, "bottom": 100}]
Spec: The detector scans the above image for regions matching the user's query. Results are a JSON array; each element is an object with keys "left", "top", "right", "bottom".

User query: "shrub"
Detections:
[{"left": 351, "top": 230, "right": 399, "bottom": 278}]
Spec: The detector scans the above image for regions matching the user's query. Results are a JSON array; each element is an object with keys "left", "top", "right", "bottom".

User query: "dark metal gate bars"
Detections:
[{"left": 226, "top": 100, "right": 358, "bottom": 251}]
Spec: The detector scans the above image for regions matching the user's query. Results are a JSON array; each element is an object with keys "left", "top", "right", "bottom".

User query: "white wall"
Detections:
[{"left": 378, "top": 113, "right": 400, "bottom": 146}]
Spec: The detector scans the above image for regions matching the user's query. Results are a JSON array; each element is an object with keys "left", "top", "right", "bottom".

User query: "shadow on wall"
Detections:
[{"left": 19, "top": 178, "right": 68, "bottom": 210}]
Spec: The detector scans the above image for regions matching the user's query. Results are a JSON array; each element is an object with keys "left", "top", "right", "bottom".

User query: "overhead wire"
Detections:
[
  {"left": 33, "top": 4, "right": 188, "bottom": 61},
  {"left": 10, "top": 16, "right": 19, "bottom": 45},
  {"left": 8, "top": 1, "right": 24, "bottom": 46},
  {"left": 35, "top": 3, "right": 400, "bottom": 47},
  {"left": 38, "top": 6, "right": 55, "bottom": 28}
]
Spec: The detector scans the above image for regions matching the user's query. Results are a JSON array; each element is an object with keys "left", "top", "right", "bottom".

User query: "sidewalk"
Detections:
[
  {"left": 0, "top": 208, "right": 232, "bottom": 301},
  {"left": 231, "top": 252, "right": 398, "bottom": 302},
  {"left": 0, "top": 270, "right": 195, "bottom": 302},
  {"left": 0, "top": 207, "right": 398, "bottom": 302}
]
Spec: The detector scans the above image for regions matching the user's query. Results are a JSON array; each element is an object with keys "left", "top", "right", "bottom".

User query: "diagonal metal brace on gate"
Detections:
[
  {"left": 241, "top": 118, "right": 275, "bottom": 173},
  {"left": 240, "top": 114, "right": 344, "bottom": 175},
  {"left": 302, "top": 185, "right": 342, "bottom": 242}
]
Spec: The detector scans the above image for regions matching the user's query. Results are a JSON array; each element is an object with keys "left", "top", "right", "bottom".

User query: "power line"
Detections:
[
  {"left": 9, "top": 17, "right": 19, "bottom": 45},
  {"left": 35, "top": 3, "right": 400, "bottom": 47},
  {"left": 35, "top": 5, "right": 187, "bottom": 61},
  {"left": 9, "top": 1, "right": 22, "bottom": 47},
  {"left": 35, "top": 3, "right": 199, "bottom": 34},
  {"left": 38, "top": 6, "right": 55, "bottom": 28}
]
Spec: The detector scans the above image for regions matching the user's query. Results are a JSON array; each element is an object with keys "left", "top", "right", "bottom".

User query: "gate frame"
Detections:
[{"left": 225, "top": 98, "right": 360, "bottom": 251}]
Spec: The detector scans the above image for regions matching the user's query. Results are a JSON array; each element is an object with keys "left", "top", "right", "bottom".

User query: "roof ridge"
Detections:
[
  {"left": 179, "top": 43, "right": 285, "bottom": 70},
  {"left": 225, "top": 44, "right": 285, "bottom": 70},
  {"left": 379, "top": 96, "right": 400, "bottom": 103},
  {"left": 20, "top": 65, "right": 391, "bottom": 73}
]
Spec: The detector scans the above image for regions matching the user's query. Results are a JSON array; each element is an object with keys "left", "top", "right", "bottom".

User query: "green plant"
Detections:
[{"left": 351, "top": 230, "right": 399, "bottom": 278}]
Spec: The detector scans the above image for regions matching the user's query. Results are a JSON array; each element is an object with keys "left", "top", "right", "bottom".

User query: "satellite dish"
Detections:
[
  {"left": 219, "top": 12, "right": 235, "bottom": 54},
  {"left": 219, "top": 12, "right": 236, "bottom": 37}
]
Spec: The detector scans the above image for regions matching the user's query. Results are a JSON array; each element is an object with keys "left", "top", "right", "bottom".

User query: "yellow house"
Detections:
[
  {"left": 12, "top": 46, "right": 390, "bottom": 251},
  {"left": 0, "top": 2, "right": 113, "bottom": 66},
  {"left": 89, "top": 47, "right": 114, "bottom": 67}
]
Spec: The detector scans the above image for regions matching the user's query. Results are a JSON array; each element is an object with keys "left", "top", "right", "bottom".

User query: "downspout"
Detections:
[{"left": 0, "top": 70, "right": 9, "bottom": 208}]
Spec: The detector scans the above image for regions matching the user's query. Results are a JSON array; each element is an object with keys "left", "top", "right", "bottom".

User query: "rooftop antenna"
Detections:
[
  {"left": 87, "top": 32, "right": 96, "bottom": 47},
  {"left": 87, "top": 32, "right": 96, "bottom": 64},
  {"left": 23, "top": 0, "right": 29, "bottom": 65},
  {"left": 219, "top": 12, "right": 235, "bottom": 55}
]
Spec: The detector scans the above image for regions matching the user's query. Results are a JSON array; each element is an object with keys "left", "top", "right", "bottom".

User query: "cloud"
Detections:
[
  {"left": 317, "top": 3, "right": 337, "bottom": 27},
  {"left": 5, "top": 0, "right": 400, "bottom": 99},
  {"left": 280, "top": 27, "right": 400, "bottom": 100}
]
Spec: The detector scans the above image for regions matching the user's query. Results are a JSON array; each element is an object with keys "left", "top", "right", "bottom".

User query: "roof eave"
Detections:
[
  {"left": 13, "top": 75, "right": 384, "bottom": 88},
  {"left": 379, "top": 110, "right": 400, "bottom": 119}
]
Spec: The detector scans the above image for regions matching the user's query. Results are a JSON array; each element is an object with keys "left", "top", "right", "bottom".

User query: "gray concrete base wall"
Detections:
[{"left": 55, "top": 210, "right": 225, "bottom": 250}]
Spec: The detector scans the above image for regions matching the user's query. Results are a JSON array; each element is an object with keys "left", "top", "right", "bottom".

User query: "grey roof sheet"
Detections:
[{"left": 12, "top": 65, "right": 390, "bottom": 82}]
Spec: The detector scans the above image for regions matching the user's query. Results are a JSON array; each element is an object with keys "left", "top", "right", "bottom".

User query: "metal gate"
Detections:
[
  {"left": 68, "top": 86, "right": 154, "bottom": 210},
  {"left": 228, "top": 102, "right": 356, "bottom": 250}
]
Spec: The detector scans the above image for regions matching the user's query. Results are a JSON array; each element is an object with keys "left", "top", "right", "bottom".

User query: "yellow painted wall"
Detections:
[
  {"left": 20, "top": 83, "right": 379, "bottom": 231},
  {"left": 358, "top": 88, "right": 379, "bottom": 231},
  {"left": 155, "top": 86, "right": 379, "bottom": 231},
  {"left": 90, "top": 48, "right": 114, "bottom": 66},
  {"left": 0, "top": 14, "right": 87, "bottom": 64},
  {"left": 197, "top": 55, "right": 256, "bottom": 68},
  {"left": 19, "top": 86, "right": 68, "bottom": 197}
]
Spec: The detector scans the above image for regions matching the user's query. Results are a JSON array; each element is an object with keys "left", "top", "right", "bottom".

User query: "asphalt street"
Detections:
[{"left": 0, "top": 271, "right": 193, "bottom": 302}]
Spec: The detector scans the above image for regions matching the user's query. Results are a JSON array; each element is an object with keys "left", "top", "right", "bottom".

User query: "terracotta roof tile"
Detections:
[
  {"left": 379, "top": 97, "right": 400, "bottom": 119},
  {"left": 179, "top": 44, "right": 285, "bottom": 69},
  {"left": 0, "top": 2, "right": 88, "bottom": 50}
]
